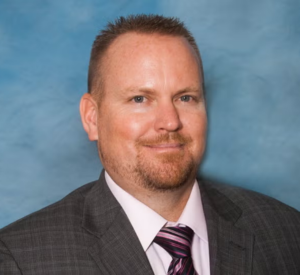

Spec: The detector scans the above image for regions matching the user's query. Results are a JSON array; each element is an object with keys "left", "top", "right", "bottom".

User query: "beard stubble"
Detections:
[
  {"left": 98, "top": 132, "right": 198, "bottom": 193},
  {"left": 133, "top": 132, "right": 196, "bottom": 192}
]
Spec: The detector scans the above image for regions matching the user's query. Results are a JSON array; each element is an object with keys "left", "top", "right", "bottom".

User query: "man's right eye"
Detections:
[{"left": 132, "top": 96, "right": 145, "bottom": 103}]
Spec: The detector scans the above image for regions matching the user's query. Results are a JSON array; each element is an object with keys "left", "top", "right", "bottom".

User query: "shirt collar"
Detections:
[
  {"left": 105, "top": 171, "right": 208, "bottom": 251},
  {"left": 176, "top": 182, "right": 208, "bottom": 243},
  {"left": 105, "top": 172, "right": 166, "bottom": 251}
]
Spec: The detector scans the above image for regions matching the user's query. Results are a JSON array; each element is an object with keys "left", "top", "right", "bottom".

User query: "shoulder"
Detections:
[
  {"left": 201, "top": 180, "right": 300, "bottom": 273},
  {"left": 0, "top": 179, "right": 103, "bottom": 274},
  {"left": 201, "top": 179, "right": 300, "bottom": 230},
  {"left": 201, "top": 180, "right": 300, "bottom": 226},
  {"left": 0, "top": 180, "right": 97, "bottom": 238},
  {"left": 202, "top": 179, "right": 300, "bottom": 213}
]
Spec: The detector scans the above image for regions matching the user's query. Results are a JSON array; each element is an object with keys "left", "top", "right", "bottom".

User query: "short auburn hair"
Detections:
[{"left": 88, "top": 14, "right": 203, "bottom": 95}]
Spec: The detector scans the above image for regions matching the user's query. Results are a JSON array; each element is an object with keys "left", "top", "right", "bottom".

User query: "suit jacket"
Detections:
[{"left": 0, "top": 170, "right": 300, "bottom": 275}]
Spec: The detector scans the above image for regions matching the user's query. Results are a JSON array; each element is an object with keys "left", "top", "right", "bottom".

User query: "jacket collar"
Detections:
[{"left": 81, "top": 171, "right": 254, "bottom": 275}]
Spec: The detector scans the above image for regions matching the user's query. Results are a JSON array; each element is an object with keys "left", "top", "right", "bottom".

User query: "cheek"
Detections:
[
  {"left": 182, "top": 112, "right": 207, "bottom": 153},
  {"left": 107, "top": 113, "right": 153, "bottom": 144},
  {"left": 195, "top": 114, "right": 207, "bottom": 142},
  {"left": 183, "top": 111, "right": 207, "bottom": 135}
]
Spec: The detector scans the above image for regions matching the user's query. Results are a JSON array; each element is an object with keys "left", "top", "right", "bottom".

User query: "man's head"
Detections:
[
  {"left": 80, "top": 14, "right": 207, "bottom": 195},
  {"left": 87, "top": 14, "right": 204, "bottom": 97}
]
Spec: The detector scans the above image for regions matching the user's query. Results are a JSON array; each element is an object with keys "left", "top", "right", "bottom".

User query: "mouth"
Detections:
[{"left": 144, "top": 143, "right": 184, "bottom": 151}]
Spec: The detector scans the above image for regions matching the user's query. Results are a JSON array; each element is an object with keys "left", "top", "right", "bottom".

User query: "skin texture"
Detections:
[{"left": 80, "top": 33, "right": 207, "bottom": 221}]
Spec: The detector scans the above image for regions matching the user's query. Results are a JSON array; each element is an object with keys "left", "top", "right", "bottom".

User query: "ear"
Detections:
[{"left": 80, "top": 93, "right": 98, "bottom": 141}]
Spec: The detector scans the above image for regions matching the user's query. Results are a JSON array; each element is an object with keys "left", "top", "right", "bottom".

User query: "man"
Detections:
[{"left": 0, "top": 14, "right": 299, "bottom": 275}]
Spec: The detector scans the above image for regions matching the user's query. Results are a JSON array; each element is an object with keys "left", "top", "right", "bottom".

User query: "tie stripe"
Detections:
[{"left": 154, "top": 225, "right": 198, "bottom": 275}]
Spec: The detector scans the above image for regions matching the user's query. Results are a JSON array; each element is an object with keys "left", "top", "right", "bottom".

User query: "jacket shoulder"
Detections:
[
  {"left": 0, "top": 180, "right": 96, "bottom": 236},
  {"left": 201, "top": 180, "right": 300, "bottom": 273},
  {"left": 201, "top": 179, "right": 300, "bottom": 228},
  {"left": 0, "top": 180, "right": 99, "bottom": 274}
]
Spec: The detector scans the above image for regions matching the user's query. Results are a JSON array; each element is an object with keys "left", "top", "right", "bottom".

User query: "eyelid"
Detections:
[
  {"left": 131, "top": 95, "right": 147, "bottom": 103},
  {"left": 178, "top": 94, "right": 197, "bottom": 102}
]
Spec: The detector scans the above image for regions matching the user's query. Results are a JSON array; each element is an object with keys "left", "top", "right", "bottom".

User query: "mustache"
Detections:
[{"left": 136, "top": 133, "right": 192, "bottom": 146}]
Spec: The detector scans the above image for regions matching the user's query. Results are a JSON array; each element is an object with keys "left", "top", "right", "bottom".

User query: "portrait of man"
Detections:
[{"left": 0, "top": 14, "right": 299, "bottom": 275}]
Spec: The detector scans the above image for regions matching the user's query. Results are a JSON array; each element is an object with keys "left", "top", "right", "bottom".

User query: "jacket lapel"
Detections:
[
  {"left": 82, "top": 171, "right": 154, "bottom": 275},
  {"left": 200, "top": 180, "right": 254, "bottom": 275},
  {"left": 81, "top": 171, "right": 254, "bottom": 274}
]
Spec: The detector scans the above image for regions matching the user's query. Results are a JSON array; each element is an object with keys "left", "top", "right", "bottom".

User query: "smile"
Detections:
[{"left": 144, "top": 143, "right": 184, "bottom": 151}]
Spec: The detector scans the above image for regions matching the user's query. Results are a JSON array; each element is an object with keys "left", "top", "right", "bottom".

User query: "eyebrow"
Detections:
[
  {"left": 124, "top": 86, "right": 203, "bottom": 96},
  {"left": 176, "top": 87, "right": 203, "bottom": 95},
  {"left": 124, "top": 87, "right": 157, "bottom": 96}
]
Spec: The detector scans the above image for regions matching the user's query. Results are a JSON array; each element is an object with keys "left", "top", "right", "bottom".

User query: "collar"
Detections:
[
  {"left": 105, "top": 172, "right": 208, "bottom": 251},
  {"left": 175, "top": 181, "right": 208, "bottom": 243}
]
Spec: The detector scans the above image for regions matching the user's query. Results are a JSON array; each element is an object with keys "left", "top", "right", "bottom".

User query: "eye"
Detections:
[
  {"left": 180, "top": 95, "right": 192, "bottom": 102},
  {"left": 132, "top": 96, "right": 145, "bottom": 103}
]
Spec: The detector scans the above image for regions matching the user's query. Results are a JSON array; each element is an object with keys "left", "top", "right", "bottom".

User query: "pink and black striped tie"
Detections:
[{"left": 154, "top": 225, "right": 198, "bottom": 275}]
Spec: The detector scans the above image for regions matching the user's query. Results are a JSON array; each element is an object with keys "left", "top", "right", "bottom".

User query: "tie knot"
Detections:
[{"left": 154, "top": 225, "right": 194, "bottom": 259}]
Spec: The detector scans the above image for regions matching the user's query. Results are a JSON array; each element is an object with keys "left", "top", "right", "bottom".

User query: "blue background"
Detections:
[{"left": 1, "top": 0, "right": 299, "bottom": 228}]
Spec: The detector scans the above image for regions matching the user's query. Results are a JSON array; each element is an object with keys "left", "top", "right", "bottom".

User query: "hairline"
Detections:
[{"left": 89, "top": 31, "right": 205, "bottom": 103}]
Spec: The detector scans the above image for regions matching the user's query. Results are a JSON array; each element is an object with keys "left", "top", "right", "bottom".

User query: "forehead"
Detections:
[
  {"left": 99, "top": 32, "right": 202, "bottom": 91},
  {"left": 104, "top": 32, "right": 200, "bottom": 67},
  {"left": 108, "top": 32, "right": 195, "bottom": 54}
]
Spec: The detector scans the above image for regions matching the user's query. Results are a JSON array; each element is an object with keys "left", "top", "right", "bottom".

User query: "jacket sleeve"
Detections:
[{"left": 0, "top": 239, "right": 23, "bottom": 275}]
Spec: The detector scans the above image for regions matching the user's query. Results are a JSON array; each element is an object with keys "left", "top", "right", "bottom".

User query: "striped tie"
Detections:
[{"left": 154, "top": 225, "right": 198, "bottom": 275}]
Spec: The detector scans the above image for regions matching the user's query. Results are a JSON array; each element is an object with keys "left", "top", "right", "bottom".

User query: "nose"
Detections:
[{"left": 154, "top": 101, "right": 182, "bottom": 132}]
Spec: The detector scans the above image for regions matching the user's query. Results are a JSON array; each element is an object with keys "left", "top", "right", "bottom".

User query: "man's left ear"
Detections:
[{"left": 79, "top": 93, "right": 98, "bottom": 141}]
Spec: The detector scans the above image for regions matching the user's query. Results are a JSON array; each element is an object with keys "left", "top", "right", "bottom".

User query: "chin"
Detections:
[{"left": 134, "top": 154, "right": 196, "bottom": 192}]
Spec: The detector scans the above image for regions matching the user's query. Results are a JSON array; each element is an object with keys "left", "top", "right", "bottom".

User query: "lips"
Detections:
[
  {"left": 145, "top": 143, "right": 184, "bottom": 148},
  {"left": 143, "top": 143, "right": 185, "bottom": 154}
]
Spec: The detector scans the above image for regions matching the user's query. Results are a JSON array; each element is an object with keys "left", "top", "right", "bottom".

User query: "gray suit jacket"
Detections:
[{"left": 1, "top": 171, "right": 300, "bottom": 274}]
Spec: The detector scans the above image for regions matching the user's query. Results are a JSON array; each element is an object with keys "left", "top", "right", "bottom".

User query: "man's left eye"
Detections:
[
  {"left": 180, "top": 95, "right": 192, "bottom": 102},
  {"left": 133, "top": 96, "right": 145, "bottom": 103}
]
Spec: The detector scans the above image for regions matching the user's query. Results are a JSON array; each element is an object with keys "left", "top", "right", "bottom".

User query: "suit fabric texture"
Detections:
[{"left": 0, "top": 171, "right": 300, "bottom": 275}]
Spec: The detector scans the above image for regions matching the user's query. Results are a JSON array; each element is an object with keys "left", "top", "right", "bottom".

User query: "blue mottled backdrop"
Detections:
[{"left": 0, "top": 0, "right": 299, "bottom": 228}]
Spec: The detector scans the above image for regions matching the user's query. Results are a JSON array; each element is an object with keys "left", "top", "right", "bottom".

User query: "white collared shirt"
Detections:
[{"left": 105, "top": 172, "right": 210, "bottom": 275}]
